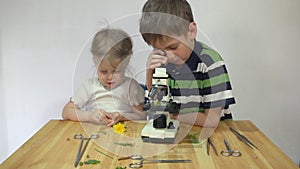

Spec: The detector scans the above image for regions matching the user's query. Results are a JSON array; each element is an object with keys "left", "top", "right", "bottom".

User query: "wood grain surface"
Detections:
[{"left": 1, "top": 120, "right": 298, "bottom": 169}]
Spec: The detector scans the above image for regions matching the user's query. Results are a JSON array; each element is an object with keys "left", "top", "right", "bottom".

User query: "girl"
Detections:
[{"left": 62, "top": 28, "right": 145, "bottom": 126}]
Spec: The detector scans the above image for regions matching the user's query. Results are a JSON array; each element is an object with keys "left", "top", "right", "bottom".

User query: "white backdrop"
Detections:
[{"left": 1, "top": 0, "right": 299, "bottom": 165}]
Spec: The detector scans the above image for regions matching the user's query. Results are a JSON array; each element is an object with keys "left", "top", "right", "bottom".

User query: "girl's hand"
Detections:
[
  {"left": 89, "top": 109, "right": 111, "bottom": 124},
  {"left": 106, "top": 112, "right": 122, "bottom": 127}
]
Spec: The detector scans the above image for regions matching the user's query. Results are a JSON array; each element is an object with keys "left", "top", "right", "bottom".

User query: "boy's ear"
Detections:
[{"left": 188, "top": 22, "right": 197, "bottom": 40}]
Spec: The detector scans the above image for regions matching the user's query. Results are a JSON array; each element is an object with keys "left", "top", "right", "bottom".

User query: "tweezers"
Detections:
[
  {"left": 230, "top": 127, "right": 258, "bottom": 149},
  {"left": 207, "top": 137, "right": 218, "bottom": 156}
]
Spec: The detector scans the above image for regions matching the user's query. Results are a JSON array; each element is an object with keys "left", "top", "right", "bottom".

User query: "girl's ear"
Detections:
[{"left": 188, "top": 22, "right": 197, "bottom": 40}]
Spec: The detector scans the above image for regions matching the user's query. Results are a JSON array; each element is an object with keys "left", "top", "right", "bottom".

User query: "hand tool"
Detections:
[
  {"left": 221, "top": 139, "right": 241, "bottom": 157},
  {"left": 207, "top": 137, "right": 218, "bottom": 156},
  {"left": 74, "top": 134, "right": 99, "bottom": 167},
  {"left": 230, "top": 127, "right": 258, "bottom": 149},
  {"left": 118, "top": 154, "right": 191, "bottom": 168}
]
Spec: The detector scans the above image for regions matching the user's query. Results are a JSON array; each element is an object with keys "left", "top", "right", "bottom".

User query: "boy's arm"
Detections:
[
  {"left": 172, "top": 107, "right": 222, "bottom": 141},
  {"left": 146, "top": 68, "right": 154, "bottom": 90},
  {"left": 173, "top": 107, "right": 222, "bottom": 127}
]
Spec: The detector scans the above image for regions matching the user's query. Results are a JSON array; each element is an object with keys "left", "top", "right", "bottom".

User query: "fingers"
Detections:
[
  {"left": 106, "top": 112, "right": 122, "bottom": 127},
  {"left": 106, "top": 120, "right": 116, "bottom": 127},
  {"left": 96, "top": 110, "right": 111, "bottom": 123},
  {"left": 147, "top": 50, "right": 168, "bottom": 69},
  {"left": 93, "top": 111, "right": 123, "bottom": 127},
  {"left": 95, "top": 111, "right": 117, "bottom": 126},
  {"left": 107, "top": 113, "right": 120, "bottom": 126}
]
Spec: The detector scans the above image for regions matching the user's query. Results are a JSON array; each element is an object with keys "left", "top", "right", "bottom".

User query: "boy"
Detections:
[{"left": 139, "top": 0, "right": 235, "bottom": 127}]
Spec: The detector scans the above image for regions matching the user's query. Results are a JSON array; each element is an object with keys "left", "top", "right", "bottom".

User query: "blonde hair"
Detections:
[{"left": 91, "top": 28, "right": 133, "bottom": 68}]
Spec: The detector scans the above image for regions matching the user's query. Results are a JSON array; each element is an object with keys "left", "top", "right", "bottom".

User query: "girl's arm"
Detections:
[
  {"left": 106, "top": 103, "right": 146, "bottom": 126},
  {"left": 62, "top": 101, "right": 111, "bottom": 124},
  {"left": 126, "top": 103, "right": 146, "bottom": 120},
  {"left": 62, "top": 101, "right": 88, "bottom": 121}
]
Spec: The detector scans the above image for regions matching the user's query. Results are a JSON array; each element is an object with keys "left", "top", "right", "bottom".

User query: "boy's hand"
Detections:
[{"left": 146, "top": 49, "right": 168, "bottom": 69}]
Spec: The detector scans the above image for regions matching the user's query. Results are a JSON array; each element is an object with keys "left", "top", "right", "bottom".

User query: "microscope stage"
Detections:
[{"left": 141, "top": 119, "right": 179, "bottom": 144}]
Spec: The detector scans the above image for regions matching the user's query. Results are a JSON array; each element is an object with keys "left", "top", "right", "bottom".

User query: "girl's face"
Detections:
[{"left": 97, "top": 58, "right": 126, "bottom": 90}]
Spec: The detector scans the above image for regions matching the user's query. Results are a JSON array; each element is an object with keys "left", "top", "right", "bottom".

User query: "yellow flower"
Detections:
[{"left": 113, "top": 122, "right": 126, "bottom": 134}]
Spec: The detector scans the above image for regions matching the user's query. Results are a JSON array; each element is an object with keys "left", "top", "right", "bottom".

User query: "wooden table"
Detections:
[{"left": 1, "top": 120, "right": 298, "bottom": 169}]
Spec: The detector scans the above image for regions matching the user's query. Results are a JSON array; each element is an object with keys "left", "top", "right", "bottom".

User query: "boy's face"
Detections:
[
  {"left": 150, "top": 22, "right": 197, "bottom": 65},
  {"left": 97, "top": 59, "right": 126, "bottom": 90},
  {"left": 152, "top": 35, "right": 194, "bottom": 65}
]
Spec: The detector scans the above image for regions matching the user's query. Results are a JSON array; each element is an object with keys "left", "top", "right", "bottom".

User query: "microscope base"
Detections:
[{"left": 141, "top": 119, "right": 179, "bottom": 144}]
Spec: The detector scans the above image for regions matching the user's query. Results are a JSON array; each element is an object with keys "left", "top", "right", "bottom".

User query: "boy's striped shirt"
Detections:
[{"left": 166, "top": 41, "right": 236, "bottom": 119}]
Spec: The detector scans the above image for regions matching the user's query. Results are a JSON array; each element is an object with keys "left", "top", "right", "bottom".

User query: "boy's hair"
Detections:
[
  {"left": 91, "top": 28, "right": 132, "bottom": 67},
  {"left": 139, "top": 0, "right": 194, "bottom": 45}
]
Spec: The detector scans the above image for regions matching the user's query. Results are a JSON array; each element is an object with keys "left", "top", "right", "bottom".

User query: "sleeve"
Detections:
[
  {"left": 201, "top": 51, "right": 236, "bottom": 109},
  {"left": 72, "top": 80, "right": 92, "bottom": 109},
  {"left": 128, "top": 79, "right": 145, "bottom": 106}
]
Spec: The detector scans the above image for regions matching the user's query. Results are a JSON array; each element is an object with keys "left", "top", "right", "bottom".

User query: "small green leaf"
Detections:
[
  {"left": 84, "top": 159, "right": 100, "bottom": 165},
  {"left": 188, "top": 139, "right": 199, "bottom": 143},
  {"left": 116, "top": 166, "right": 126, "bottom": 169},
  {"left": 114, "top": 142, "right": 133, "bottom": 147}
]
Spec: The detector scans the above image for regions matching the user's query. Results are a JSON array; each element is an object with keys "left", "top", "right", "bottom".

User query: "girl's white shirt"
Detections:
[{"left": 72, "top": 77, "right": 145, "bottom": 113}]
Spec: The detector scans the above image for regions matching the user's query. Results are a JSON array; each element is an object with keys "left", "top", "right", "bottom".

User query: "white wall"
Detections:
[
  {"left": 193, "top": 0, "right": 300, "bottom": 165},
  {"left": 0, "top": 29, "right": 9, "bottom": 163},
  {"left": 0, "top": 0, "right": 299, "bottom": 165}
]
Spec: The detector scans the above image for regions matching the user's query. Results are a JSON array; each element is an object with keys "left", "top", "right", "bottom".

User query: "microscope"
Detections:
[{"left": 141, "top": 67, "right": 180, "bottom": 144}]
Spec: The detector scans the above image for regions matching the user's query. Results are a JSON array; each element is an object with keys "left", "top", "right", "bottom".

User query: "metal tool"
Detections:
[
  {"left": 118, "top": 154, "right": 191, "bottom": 168},
  {"left": 230, "top": 127, "right": 258, "bottom": 149},
  {"left": 207, "top": 137, "right": 218, "bottom": 156},
  {"left": 74, "top": 134, "right": 99, "bottom": 167},
  {"left": 221, "top": 139, "right": 241, "bottom": 157}
]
